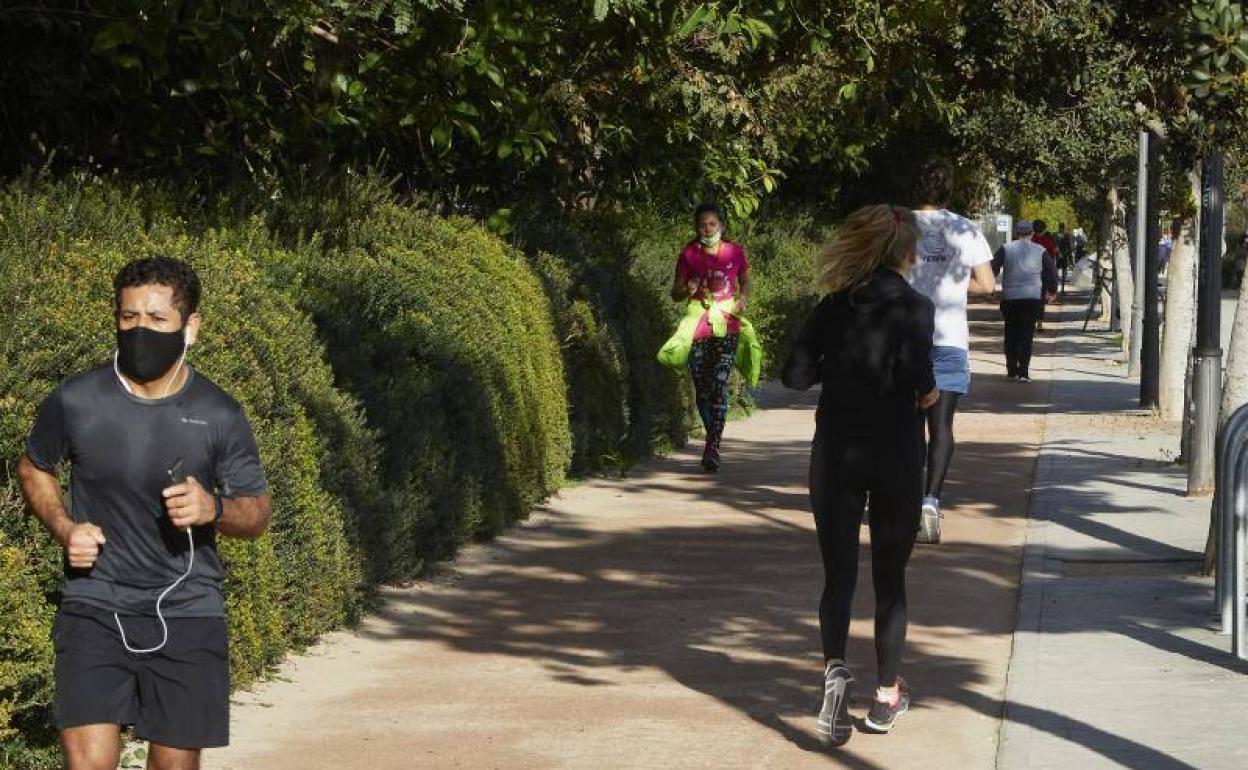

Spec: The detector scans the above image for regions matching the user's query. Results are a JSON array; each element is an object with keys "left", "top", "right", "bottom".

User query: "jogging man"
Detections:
[
  {"left": 17, "top": 257, "right": 271, "bottom": 770},
  {"left": 909, "top": 159, "right": 996, "bottom": 544}
]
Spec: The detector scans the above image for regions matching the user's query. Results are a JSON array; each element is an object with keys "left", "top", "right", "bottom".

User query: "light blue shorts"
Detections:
[{"left": 933, "top": 345, "right": 971, "bottom": 394}]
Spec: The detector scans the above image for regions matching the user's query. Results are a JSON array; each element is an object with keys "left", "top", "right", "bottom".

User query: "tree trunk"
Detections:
[
  {"left": 1110, "top": 190, "right": 1134, "bottom": 357},
  {"left": 1159, "top": 171, "right": 1199, "bottom": 422},
  {"left": 1222, "top": 263, "right": 1248, "bottom": 425},
  {"left": 1096, "top": 188, "right": 1115, "bottom": 324}
]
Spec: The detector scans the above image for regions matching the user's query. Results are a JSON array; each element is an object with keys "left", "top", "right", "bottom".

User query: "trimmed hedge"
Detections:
[
  {"left": 0, "top": 512, "right": 54, "bottom": 769},
  {"left": 0, "top": 179, "right": 370, "bottom": 765},
  {"left": 528, "top": 251, "right": 630, "bottom": 474},
  {"left": 290, "top": 203, "right": 572, "bottom": 563}
]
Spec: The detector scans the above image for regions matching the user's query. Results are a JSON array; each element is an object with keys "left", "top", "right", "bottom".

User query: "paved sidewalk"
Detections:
[
  {"left": 206, "top": 305, "right": 1042, "bottom": 770},
  {"left": 998, "top": 300, "right": 1248, "bottom": 769}
]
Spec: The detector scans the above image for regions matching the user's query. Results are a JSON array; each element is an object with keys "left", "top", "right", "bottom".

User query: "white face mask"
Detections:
[{"left": 699, "top": 228, "right": 723, "bottom": 248}]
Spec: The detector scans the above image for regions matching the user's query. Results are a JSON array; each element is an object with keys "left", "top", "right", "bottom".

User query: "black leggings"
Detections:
[
  {"left": 810, "top": 423, "right": 922, "bottom": 686},
  {"left": 924, "top": 392, "right": 961, "bottom": 499}
]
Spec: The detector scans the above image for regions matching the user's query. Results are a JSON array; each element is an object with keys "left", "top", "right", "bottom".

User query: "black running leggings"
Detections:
[
  {"left": 924, "top": 391, "right": 961, "bottom": 499},
  {"left": 810, "top": 423, "right": 922, "bottom": 687}
]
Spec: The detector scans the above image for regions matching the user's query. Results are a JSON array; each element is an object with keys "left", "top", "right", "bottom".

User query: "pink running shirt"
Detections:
[{"left": 675, "top": 240, "right": 749, "bottom": 339}]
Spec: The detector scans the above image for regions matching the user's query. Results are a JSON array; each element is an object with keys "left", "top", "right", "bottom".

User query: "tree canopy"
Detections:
[{"left": 3, "top": 1, "right": 1247, "bottom": 221}]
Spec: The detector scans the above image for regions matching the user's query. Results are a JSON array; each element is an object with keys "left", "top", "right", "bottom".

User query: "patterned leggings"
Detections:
[{"left": 688, "top": 334, "right": 739, "bottom": 453}]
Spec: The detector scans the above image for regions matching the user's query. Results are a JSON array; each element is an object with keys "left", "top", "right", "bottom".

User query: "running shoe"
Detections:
[
  {"left": 862, "top": 677, "right": 910, "bottom": 734},
  {"left": 1019, "top": 374, "right": 1032, "bottom": 383},
  {"left": 701, "top": 446, "right": 721, "bottom": 473},
  {"left": 916, "top": 496, "right": 941, "bottom": 544},
  {"left": 816, "top": 662, "right": 855, "bottom": 747}
]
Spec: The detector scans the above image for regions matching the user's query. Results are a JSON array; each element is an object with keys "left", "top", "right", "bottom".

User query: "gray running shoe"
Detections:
[
  {"left": 816, "top": 662, "right": 854, "bottom": 747},
  {"left": 863, "top": 677, "right": 911, "bottom": 733},
  {"left": 916, "top": 496, "right": 941, "bottom": 544}
]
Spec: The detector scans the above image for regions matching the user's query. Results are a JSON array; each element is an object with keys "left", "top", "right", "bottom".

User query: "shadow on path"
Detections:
[{"left": 353, "top": 413, "right": 1217, "bottom": 768}]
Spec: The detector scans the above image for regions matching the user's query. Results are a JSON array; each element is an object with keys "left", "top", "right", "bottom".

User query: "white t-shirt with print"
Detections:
[{"left": 909, "top": 209, "right": 994, "bottom": 350}]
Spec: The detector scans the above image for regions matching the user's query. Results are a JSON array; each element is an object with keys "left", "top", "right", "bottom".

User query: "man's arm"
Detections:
[
  {"left": 17, "top": 455, "right": 106, "bottom": 568},
  {"left": 163, "top": 478, "right": 271, "bottom": 539},
  {"left": 217, "top": 494, "right": 271, "bottom": 539},
  {"left": 968, "top": 261, "right": 996, "bottom": 295}
]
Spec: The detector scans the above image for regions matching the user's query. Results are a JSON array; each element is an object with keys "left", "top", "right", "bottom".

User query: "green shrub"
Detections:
[
  {"left": 732, "top": 213, "right": 822, "bottom": 381},
  {"left": 0, "top": 502, "right": 57, "bottom": 770},
  {"left": 528, "top": 252, "right": 630, "bottom": 475},
  {"left": 0, "top": 178, "right": 369, "bottom": 753},
  {"left": 294, "top": 203, "right": 572, "bottom": 562},
  {"left": 1017, "top": 195, "right": 1081, "bottom": 236}
]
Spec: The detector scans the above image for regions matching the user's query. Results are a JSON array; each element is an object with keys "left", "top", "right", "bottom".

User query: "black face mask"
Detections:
[{"left": 116, "top": 326, "right": 186, "bottom": 384}]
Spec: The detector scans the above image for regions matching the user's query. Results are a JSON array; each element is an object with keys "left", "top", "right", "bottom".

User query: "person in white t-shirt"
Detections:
[{"left": 908, "top": 160, "right": 997, "bottom": 544}]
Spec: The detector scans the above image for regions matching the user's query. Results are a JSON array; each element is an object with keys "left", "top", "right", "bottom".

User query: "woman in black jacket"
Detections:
[{"left": 783, "top": 204, "right": 938, "bottom": 746}]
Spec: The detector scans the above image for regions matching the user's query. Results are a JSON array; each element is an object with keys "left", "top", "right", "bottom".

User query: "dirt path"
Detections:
[{"left": 206, "top": 303, "right": 1048, "bottom": 770}]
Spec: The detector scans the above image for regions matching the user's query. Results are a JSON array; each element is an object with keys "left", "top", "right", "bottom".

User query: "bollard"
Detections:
[
  {"left": 1236, "top": 447, "right": 1248, "bottom": 660},
  {"left": 1215, "top": 402, "right": 1248, "bottom": 635}
]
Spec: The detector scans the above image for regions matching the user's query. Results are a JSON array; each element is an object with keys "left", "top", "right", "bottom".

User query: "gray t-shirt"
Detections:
[{"left": 26, "top": 365, "right": 267, "bottom": 617}]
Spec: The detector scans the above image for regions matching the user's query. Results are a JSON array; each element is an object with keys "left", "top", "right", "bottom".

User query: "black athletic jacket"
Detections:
[{"left": 782, "top": 268, "right": 935, "bottom": 428}]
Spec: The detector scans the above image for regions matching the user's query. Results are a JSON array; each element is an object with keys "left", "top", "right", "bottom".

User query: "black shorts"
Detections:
[{"left": 53, "top": 603, "right": 230, "bottom": 749}]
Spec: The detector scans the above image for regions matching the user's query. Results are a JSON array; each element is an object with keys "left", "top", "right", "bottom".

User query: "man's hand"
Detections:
[
  {"left": 919, "top": 388, "right": 940, "bottom": 410},
  {"left": 1045, "top": 291, "right": 1057, "bottom": 304},
  {"left": 63, "top": 523, "right": 106, "bottom": 569},
  {"left": 163, "top": 476, "right": 216, "bottom": 530},
  {"left": 731, "top": 297, "right": 747, "bottom": 316}
]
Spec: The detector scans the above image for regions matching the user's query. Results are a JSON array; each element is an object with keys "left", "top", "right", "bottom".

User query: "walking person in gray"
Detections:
[{"left": 992, "top": 220, "right": 1058, "bottom": 382}]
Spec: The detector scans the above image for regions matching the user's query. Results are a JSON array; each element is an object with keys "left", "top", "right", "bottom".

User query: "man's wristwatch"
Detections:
[{"left": 212, "top": 495, "right": 224, "bottom": 524}]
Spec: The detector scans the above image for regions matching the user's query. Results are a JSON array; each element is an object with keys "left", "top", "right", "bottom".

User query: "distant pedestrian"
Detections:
[
  {"left": 993, "top": 221, "right": 1058, "bottom": 382},
  {"left": 1159, "top": 231, "right": 1174, "bottom": 276},
  {"left": 670, "top": 202, "right": 749, "bottom": 472},
  {"left": 908, "top": 159, "right": 996, "bottom": 545},
  {"left": 1055, "top": 222, "right": 1074, "bottom": 295},
  {"left": 783, "top": 204, "right": 938, "bottom": 746},
  {"left": 1233, "top": 234, "right": 1248, "bottom": 290},
  {"left": 1031, "top": 220, "right": 1058, "bottom": 328},
  {"left": 1072, "top": 227, "right": 1088, "bottom": 262}
]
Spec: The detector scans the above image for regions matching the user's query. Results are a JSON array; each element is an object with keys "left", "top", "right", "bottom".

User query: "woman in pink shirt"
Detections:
[{"left": 669, "top": 202, "right": 749, "bottom": 472}]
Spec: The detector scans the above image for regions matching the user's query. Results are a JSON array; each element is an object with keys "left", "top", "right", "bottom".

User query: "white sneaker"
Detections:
[{"left": 917, "top": 496, "right": 941, "bottom": 544}]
